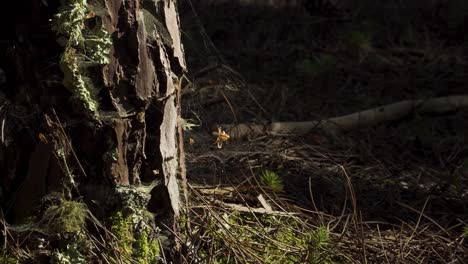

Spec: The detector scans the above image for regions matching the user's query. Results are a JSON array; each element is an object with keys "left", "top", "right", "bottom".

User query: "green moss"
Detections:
[
  {"left": 109, "top": 211, "right": 160, "bottom": 264},
  {"left": 53, "top": 0, "right": 112, "bottom": 120},
  {"left": 134, "top": 232, "right": 160, "bottom": 264},
  {"left": 109, "top": 211, "right": 134, "bottom": 260},
  {"left": 37, "top": 197, "right": 89, "bottom": 263},
  {"left": 43, "top": 200, "right": 87, "bottom": 234},
  {"left": 0, "top": 255, "right": 19, "bottom": 264},
  {"left": 312, "top": 226, "right": 330, "bottom": 250}
]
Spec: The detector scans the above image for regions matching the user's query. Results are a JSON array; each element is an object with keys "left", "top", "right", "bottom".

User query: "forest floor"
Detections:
[{"left": 179, "top": 2, "right": 468, "bottom": 263}]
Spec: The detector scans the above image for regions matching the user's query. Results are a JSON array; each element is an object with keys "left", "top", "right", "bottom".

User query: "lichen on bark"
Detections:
[
  {"left": 52, "top": 0, "right": 112, "bottom": 120},
  {"left": 59, "top": 46, "right": 99, "bottom": 119}
]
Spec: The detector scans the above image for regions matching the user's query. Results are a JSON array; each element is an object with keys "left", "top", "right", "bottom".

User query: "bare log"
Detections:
[{"left": 221, "top": 95, "right": 468, "bottom": 139}]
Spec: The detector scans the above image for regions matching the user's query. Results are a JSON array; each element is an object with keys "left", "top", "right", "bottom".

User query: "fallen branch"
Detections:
[
  {"left": 219, "top": 95, "right": 468, "bottom": 139},
  {"left": 213, "top": 200, "right": 293, "bottom": 216}
]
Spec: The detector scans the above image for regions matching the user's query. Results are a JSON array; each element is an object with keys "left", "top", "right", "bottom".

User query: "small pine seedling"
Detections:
[{"left": 260, "top": 170, "right": 284, "bottom": 191}]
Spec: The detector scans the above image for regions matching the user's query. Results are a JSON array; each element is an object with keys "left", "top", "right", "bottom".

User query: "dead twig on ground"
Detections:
[{"left": 220, "top": 95, "right": 468, "bottom": 139}]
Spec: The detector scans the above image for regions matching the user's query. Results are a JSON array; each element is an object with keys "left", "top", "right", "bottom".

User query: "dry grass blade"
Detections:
[
  {"left": 401, "top": 196, "right": 430, "bottom": 256},
  {"left": 183, "top": 182, "right": 348, "bottom": 263}
]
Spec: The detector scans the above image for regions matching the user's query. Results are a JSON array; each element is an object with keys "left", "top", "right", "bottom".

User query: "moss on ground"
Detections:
[
  {"left": 0, "top": 255, "right": 19, "bottom": 264},
  {"left": 188, "top": 211, "right": 343, "bottom": 263}
]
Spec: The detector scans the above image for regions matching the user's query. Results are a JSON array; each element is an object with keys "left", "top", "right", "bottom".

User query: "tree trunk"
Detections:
[{"left": 0, "top": 0, "right": 185, "bottom": 261}]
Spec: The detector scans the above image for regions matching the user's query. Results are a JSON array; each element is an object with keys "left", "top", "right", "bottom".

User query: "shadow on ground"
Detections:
[{"left": 180, "top": 1, "right": 468, "bottom": 261}]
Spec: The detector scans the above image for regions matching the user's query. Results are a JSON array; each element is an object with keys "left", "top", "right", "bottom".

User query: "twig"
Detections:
[
  {"left": 1, "top": 115, "right": 5, "bottom": 144},
  {"left": 212, "top": 200, "right": 292, "bottom": 216},
  {"left": 395, "top": 200, "right": 449, "bottom": 235},
  {"left": 51, "top": 109, "right": 88, "bottom": 178},
  {"left": 0, "top": 209, "right": 7, "bottom": 251},
  {"left": 376, "top": 224, "right": 391, "bottom": 264},
  {"left": 401, "top": 196, "right": 430, "bottom": 256},
  {"left": 177, "top": 75, "right": 190, "bottom": 230}
]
